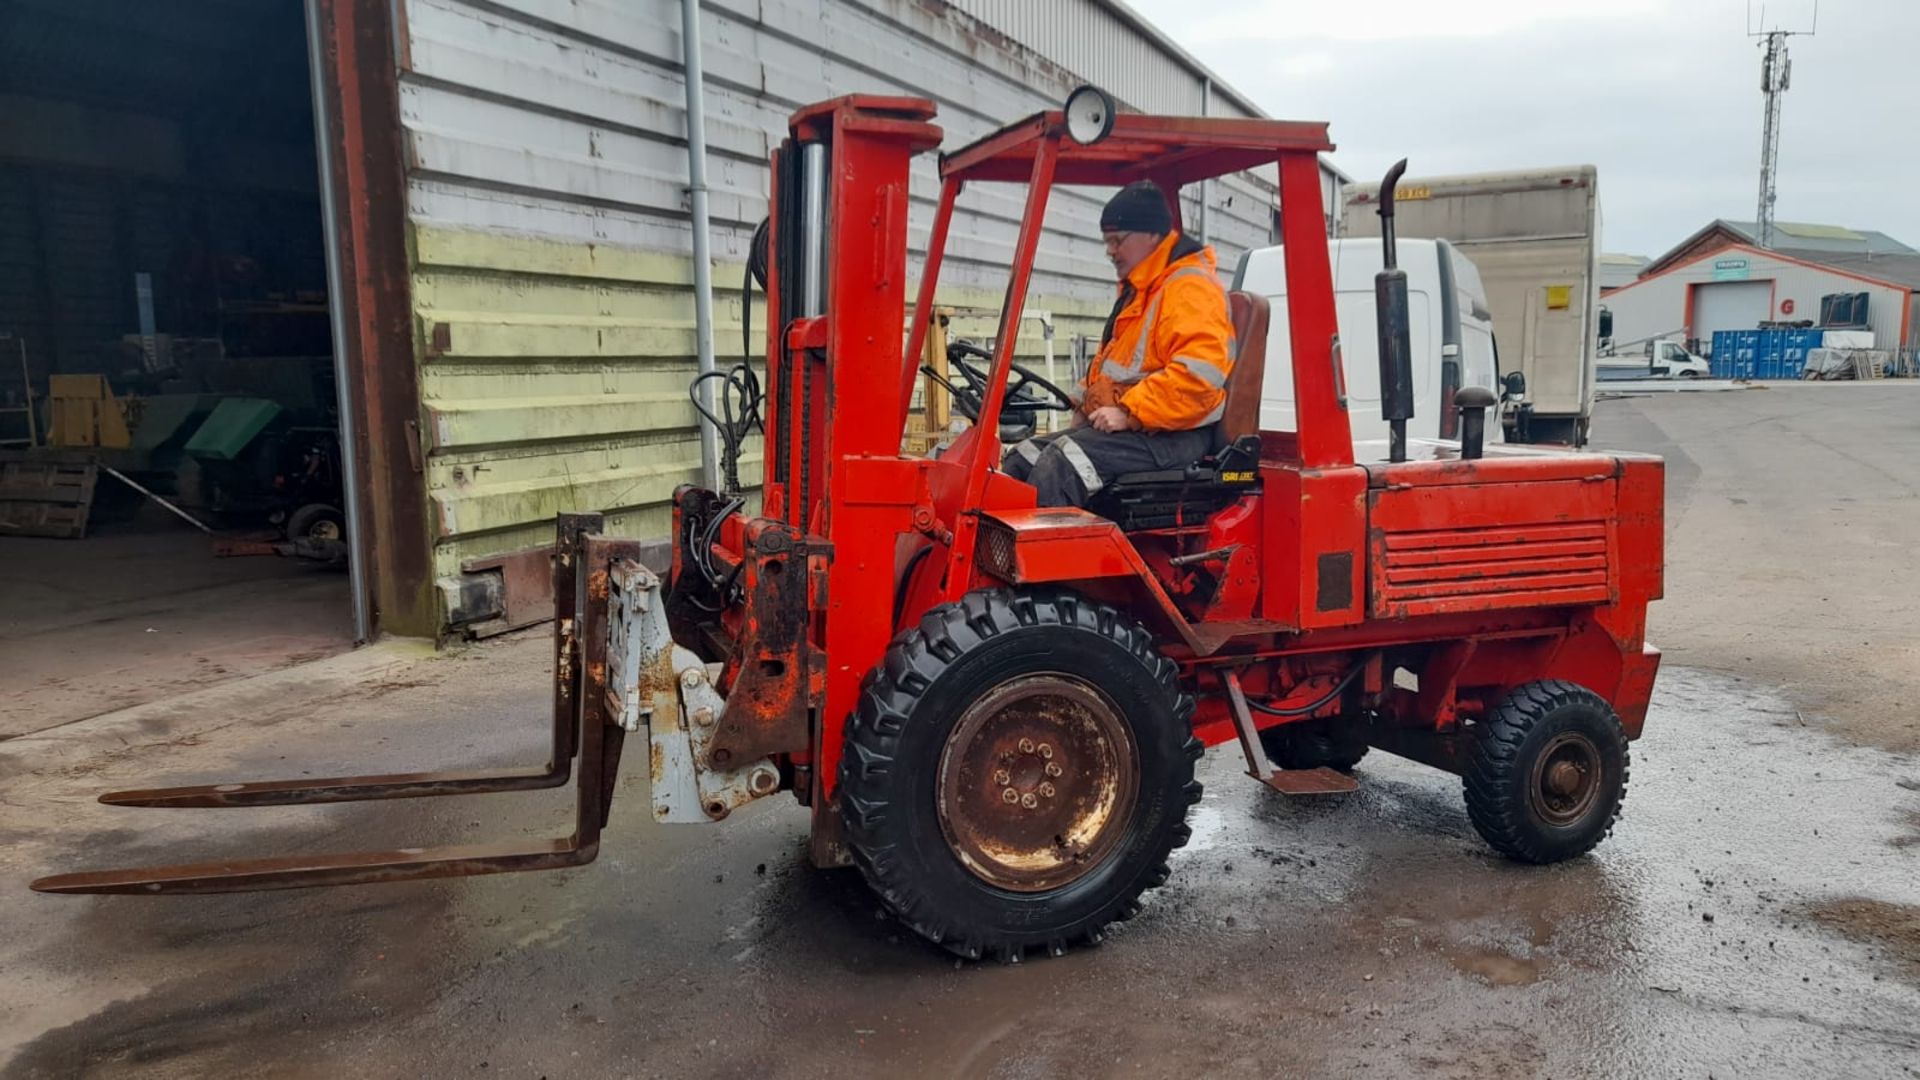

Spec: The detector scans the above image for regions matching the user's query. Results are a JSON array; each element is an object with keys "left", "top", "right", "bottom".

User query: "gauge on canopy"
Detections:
[{"left": 1064, "top": 85, "right": 1116, "bottom": 146}]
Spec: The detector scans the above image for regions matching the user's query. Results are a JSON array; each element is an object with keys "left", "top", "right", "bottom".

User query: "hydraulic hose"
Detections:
[{"left": 1245, "top": 662, "right": 1366, "bottom": 718}]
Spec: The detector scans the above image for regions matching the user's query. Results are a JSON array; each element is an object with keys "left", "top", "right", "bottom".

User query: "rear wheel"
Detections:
[
  {"left": 285, "top": 503, "right": 344, "bottom": 544},
  {"left": 840, "top": 588, "right": 1201, "bottom": 961},
  {"left": 1462, "top": 680, "right": 1628, "bottom": 863}
]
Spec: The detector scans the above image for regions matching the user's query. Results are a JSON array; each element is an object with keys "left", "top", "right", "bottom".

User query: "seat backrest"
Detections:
[{"left": 1221, "top": 291, "right": 1270, "bottom": 441}]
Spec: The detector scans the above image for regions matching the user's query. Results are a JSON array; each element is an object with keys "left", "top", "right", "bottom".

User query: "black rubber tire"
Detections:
[
  {"left": 1259, "top": 720, "right": 1369, "bottom": 773},
  {"left": 1462, "top": 680, "right": 1629, "bottom": 863},
  {"left": 285, "top": 503, "right": 344, "bottom": 543},
  {"left": 839, "top": 588, "right": 1202, "bottom": 961}
]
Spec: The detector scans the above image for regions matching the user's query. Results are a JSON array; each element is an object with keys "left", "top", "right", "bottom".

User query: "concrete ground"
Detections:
[
  {"left": 1591, "top": 382, "right": 1920, "bottom": 756},
  {"left": 0, "top": 505, "right": 352, "bottom": 740},
  {"left": 3, "top": 384, "right": 1917, "bottom": 1078}
]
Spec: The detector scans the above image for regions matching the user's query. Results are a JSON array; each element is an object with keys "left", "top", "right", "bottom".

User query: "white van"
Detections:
[{"left": 1232, "top": 238, "right": 1501, "bottom": 444}]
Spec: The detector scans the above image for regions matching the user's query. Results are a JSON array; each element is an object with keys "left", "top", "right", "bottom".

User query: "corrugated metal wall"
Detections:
[
  {"left": 398, "top": 0, "right": 1297, "bottom": 622},
  {"left": 1603, "top": 246, "right": 1910, "bottom": 352},
  {"left": 946, "top": 0, "right": 1236, "bottom": 116},
  {"left": 948, "top": 0, "right": 1344, "bottom": 233}
]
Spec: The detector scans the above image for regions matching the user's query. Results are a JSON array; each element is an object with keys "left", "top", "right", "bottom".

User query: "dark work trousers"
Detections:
[{"left": 1001, "top": 424, "right": 1216, "bottom": 507}]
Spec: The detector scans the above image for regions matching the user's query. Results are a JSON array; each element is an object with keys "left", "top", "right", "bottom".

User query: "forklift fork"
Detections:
[{"left": 30, "top": 513, "right": 637, "bottom": 896}]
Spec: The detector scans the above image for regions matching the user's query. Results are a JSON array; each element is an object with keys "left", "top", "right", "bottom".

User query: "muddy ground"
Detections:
[{"left": 2, "top": 383, "right": 1916, "bottom": 1078}]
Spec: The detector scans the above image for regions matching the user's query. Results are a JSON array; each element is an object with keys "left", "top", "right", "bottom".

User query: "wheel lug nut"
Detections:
[
  {"left": 1037, "top": 743, "right": 1053, "bottom": 759},
  {"left": 1001, "top": 787, "right": 1019, "bottom": 804},
  {"left": 1044, "top": 762, "right": 1062, "bottom": 778},
  {"left": 1038, "top": 782, "right": 1055, "bottom": 798},
  {"left": 994, "top": 769, "right": 1010, "bottom": 785},
  {"left": 1018, "top": 738, "right": 1035, "bottom": 754},
  {"left": 1020, "top": 793, "right": 1038, "bottom": 809}
]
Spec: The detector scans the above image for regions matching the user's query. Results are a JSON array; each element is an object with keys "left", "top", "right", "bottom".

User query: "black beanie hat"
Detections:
[{"left": 1100, "top": 181, "right": 1173, "bottom": 235}]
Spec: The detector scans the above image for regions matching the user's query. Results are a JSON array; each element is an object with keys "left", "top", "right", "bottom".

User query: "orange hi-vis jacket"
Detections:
[{"left": 1079, "top": 231, "right": 1236, "bottom": 431}]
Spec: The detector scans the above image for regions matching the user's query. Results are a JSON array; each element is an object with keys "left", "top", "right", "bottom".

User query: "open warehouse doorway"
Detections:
[{"left": 0, "top": 0, "right": 361, "bottom": 737}]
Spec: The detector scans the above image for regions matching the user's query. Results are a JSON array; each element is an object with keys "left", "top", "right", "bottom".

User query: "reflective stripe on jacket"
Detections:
[{"left": 1081, "top": 231, "right": 1235, "bottom": 431}]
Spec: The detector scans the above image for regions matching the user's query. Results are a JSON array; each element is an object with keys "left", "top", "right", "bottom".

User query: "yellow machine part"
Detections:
[{"left": 47, "top": 375, "right": 131, "bottom": 449}]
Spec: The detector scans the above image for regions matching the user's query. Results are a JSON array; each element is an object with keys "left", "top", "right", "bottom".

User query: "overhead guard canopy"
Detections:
[{"left": 940, "top": 111, "right": 1336, "bottom": 187}]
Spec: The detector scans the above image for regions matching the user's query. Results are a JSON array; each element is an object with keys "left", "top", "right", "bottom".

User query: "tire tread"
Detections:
[
  {"left": 840, "top": 588, "right": 1201, "bottom": 961},
  {"left": 1462, "top": 679, "right": 1630, "bottom": 864}
]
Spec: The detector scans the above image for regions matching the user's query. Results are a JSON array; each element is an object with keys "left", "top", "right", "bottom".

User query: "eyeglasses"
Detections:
[{"left": 1102, "top": 232, "right": 1138, "bottom": 252}]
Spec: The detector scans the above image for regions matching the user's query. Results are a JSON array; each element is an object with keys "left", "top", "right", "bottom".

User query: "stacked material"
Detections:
[{"left": 1804, "top": 348, "right": 1890, "bottom": 380}]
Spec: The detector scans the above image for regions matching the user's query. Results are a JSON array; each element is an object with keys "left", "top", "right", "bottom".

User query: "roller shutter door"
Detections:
[{"left": 1693, "top": 280, "right": 1772, "bottom": 344}]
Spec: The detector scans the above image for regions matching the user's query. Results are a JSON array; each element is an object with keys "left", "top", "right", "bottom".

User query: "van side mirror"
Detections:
[{"left": 1501, "top": 371, "right": 1526, "bottom": 400}]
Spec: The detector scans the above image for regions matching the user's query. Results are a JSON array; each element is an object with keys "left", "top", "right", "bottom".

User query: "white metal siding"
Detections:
[
  {"left": 1601, "top": 246, "right": 1909, "bottom": 352},
  {"left": 949, "top": 0, "right": 1343, "bottom": 233},
  {"left": 946, "top": 0, "right": 1237, "bottom": 116},
  {"left": 400, "top": 0, "right": 1295, "bottom": 619},
  {"left": 1600, "top": 269, "right": 1688, "bottom": 349}
]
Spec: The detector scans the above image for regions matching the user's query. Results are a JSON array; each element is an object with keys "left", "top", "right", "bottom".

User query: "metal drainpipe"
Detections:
[
  {"left": 303, "top": 0, "right": 372, "bottom": 644},
  {"left": 681, "top": 0, "right": 721, "bottom": 492},
  {"left": 1198, "top": 78, "right": 1211, "bottom": 246}
]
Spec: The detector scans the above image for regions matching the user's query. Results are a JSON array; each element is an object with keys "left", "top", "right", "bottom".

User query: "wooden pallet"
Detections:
[{"left": 0, "top": 450, "right": 98, "bottom": 538}]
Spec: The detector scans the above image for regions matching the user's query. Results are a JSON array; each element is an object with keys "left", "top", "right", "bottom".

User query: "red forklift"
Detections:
[{"left": 36, "top": 90, "right": 1664, "bottom": 963}]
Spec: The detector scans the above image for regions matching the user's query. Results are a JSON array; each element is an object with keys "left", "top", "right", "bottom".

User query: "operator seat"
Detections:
[
  {"left": 1086, "top": 292, "right": 1269, "bottom": 530},
  {"left": 1216, "top": 291, "right": 1270, "bottom": 444}
]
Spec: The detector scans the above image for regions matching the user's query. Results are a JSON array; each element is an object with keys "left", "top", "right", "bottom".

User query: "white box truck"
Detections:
[{"left": 1339, "top": 167, "right": 1601, "bottom": 445}]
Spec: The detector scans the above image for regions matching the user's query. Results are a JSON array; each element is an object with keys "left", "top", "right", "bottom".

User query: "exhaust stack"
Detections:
[{"left": 1373, "top": 159, "right": 1416, "bottom": 463}]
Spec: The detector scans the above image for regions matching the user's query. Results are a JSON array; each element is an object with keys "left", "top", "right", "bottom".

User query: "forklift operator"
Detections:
[{"left": 1001, "top": 181, "right": 1236, "bottom": 507}]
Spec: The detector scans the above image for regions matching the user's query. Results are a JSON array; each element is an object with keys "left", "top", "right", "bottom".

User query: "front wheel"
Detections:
[
  {"left": 1462, "top": 680, "right": 1629, "bottom": 863},
  {"left": 839, "top": 589, "right": 1201, "bottom": 961}
]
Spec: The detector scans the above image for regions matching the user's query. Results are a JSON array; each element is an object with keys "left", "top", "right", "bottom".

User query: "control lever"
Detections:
[{"left": 1455, "top": 385, "right": 1497, "bottom": 460}]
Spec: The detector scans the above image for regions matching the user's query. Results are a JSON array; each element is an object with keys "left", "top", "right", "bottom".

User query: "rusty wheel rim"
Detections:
[
  {"left": 1528, "top": 731, "right": 1602, "bottom": 828},
  {"left": 935, "top": 674, "right": 1139, "bottom": 893}
]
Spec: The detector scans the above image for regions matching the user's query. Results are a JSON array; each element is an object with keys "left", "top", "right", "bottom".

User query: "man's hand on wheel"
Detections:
[{"left": 1088, "top": 405, "right": 1138, "bottom": 433}]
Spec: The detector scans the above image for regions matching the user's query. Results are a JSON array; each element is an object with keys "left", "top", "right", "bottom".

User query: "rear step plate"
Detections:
[{"left": 1255, "top": 767, "right": 1358, "bottom": 796}]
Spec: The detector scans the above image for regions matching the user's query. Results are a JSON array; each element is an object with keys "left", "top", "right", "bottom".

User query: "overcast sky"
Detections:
[{"left": 1125, "top": 0, "right": 1918, "bottom": 257}]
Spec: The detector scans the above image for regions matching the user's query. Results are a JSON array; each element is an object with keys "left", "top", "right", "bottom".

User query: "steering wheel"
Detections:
[{"left": 923, "top": 340, "right": 1076, "bottom": 421}]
